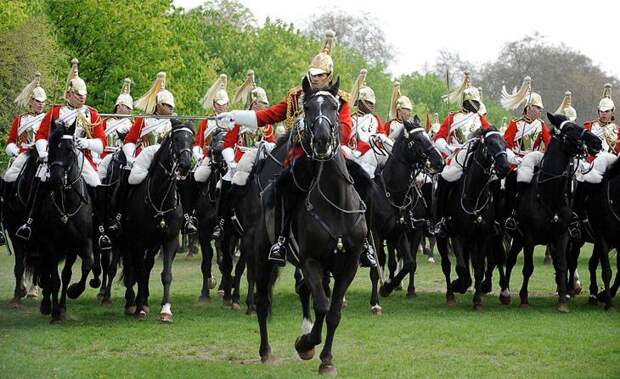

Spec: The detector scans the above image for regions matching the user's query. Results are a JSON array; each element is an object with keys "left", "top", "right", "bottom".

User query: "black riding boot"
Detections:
[
  {"left": 212, "top": 179, "right": 232, "bottom": 239},
  {"left": 0, "top": 178, "right": 6, "bottom": 246},
  {"left": 16, "top": 176, "right": 43, "bottom": 241},
  {"left": 505, "top": 181, "right": 526, "bottom": 231},
  {"left": 569, "top": 182, "right": 592, "bottom": 239},
  {"left": 360, "top": 237, "right": 378, "bottom": 268},
  {"left": 179, "top": 176, "right": 198, "bottom": 235},
  {"left": 433, "top": 176, "right": 452, "bottom": 237},
  {"left": 268, "top": 187, "right": 292, "bottom": 267},
  {"left": 108, "top": 169, "right": 130, "bottom": 233},
  {"left": 90, "top": 185, "right": 112, "bottom": 251}
]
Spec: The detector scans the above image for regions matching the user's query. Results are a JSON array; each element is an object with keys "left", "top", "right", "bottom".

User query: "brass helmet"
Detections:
[
  {"left": 351, "top": 69, "right": 376, "bottom": 105},
  {"left": 64, "top": 58, "right": 87, "bottom": 99},
  {"left": 443, "top": 71, "right": 481, "bottom": 105},
  {"left": 115, "top": 78, "right": 133, "bottom": 110},
  {"left": 598, "top": 83, "right": 614, "bottom": 112},
  {"left": 135, "top": 72, "right": 175, "bottom": 114},
  {"left": 201, "top": 74, "right": 228, "bottom": 110},
  {"left": 308, "top": 30, "right": 336, "bottom": 78},
  {"left": 554, "top": 90, "right": 577, "bottom": 121},
  {"left": 501, "top": 76, "right": 544, "bottom": 110},
  {"left": 389, "top": 80, "right": 412, "bottom": 120},
  {"left": 14, "top": 71, "right": 47, "bottom": 108}
]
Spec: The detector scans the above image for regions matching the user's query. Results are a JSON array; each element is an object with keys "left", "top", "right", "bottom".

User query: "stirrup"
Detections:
[
  {"left": 268, "top": 236, "right": 287, "bottom": 267},
  {"left": 360, "top": 239, "right": 377, "bottom": 268},
  {"left": 182, "top": 214, "right": 198, "bottom": 235},
  {"left": 108, "top": 213, "right": 123, "bottom": 232},
  {"left": 433, "top": 219, "right": 448, "bottom": 238},
  {"left": 568, "top": 221, "right": 581, "bottom": 240},
  {"left": 504, "top": 217, "right": 518, "bottom": 231},
  {"left": 98, "top": 226, "right": 113, "bottom": 251},
  {"left": 16, "top": 219, "right": 33, "bottom": 241},
  {"left": 212, "top": 219, "right": 224, "bottom": 239}
]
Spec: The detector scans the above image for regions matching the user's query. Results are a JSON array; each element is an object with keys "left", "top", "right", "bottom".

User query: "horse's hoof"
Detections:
[
  {"left": 40, "top": 300, "right": 52, "bottom": 315},
  {"left": 125, "top": 306, "right": 137, "bottom": 315},
  {"left": 260, "top": 353, "right": 277, "bottom": 364},
  {"left": 295, "top": 337, "right": 315, "bottom": 360},
  {"left": 89, "top": 278, "right": 101, "bottom": 288},
  {"left": 446, "top": 294, "right": 456, "bottom": 307},
  {"left": 231, "top": 303, "right": 241, "bottom": 311},
  {"left": 8, "top": 297, "right": 22, "bottom": 308},
  {"left": 96, "top": 292, "right": 104, "bottom": 301},
  {"left": 246, "top": 306, "right": 256, "bottom": 316},
  {"left": 49, "top": 317, "right": 64, "bottom": 325},
  {"left": 557, "top": 303, "right": 570, "bottom": 313},
  {"left": 406, "top": 289, "right": 417, "bottom": 299},
  {"left": 17, "top": 287, "right": 27, "bottom": 298},
  {"left": 588, "top": 295, "right": 599, "bottom": 306},
  {"left": 160, "top": 312, "right": 173, "bottom": 323},
  {"left": 574, "top": 283, "right": 582, "bottom": 295},
  {"left": 218, "top": 289, "right": 225, "bottom": 298},
  {"left": 371, "top": 305, "right": 383, "bottom": 316},
  {"left": 222, "top": 299, "right": 233, "bottom": 308},
  {"left": 604, "top": 303, "right": 615, "bottom": 312},
  {"left": 100, "top": 298, "right": 112, "bottom": 306},
  {"left": 318, "top": 363, "right": 337, "bottom": 376},
  {"left": 207, "top": 278, "right": 217, "bottom": 290},
  {"left": 26, "top": 289, "right": 39, "bottom": 299},
  {"left": 473, "top": 303, "right": 483, "bottom": 312},
  {"left": 143, "top": 306, "right": 150, "bottom": 314},
  {"left": 499, "top": 294, "right": 512, "bottom": 305},
  {"left": 519, "top": 303, "right": 529, "bottom": 309},
  {"left": 66, "top": 283, "right": 85, "bottom": 300},
  {"left": 198, "top": 295, "right": 211, "bottom": 304},
  {"left": 136, "top": 310, "right": 148, "bottom": 320}
]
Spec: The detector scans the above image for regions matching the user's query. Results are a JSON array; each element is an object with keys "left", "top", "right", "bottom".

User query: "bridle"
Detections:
[{"left": 298, "top": 91, "right": 340, "bottom": 161}]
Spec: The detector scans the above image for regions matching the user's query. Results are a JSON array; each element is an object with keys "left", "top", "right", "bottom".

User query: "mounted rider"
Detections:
[
  {"left": 25, "top": 58, "right": 111, "bottom": 249},
  {"left": 384, "top": 80, "right": 413, "bottom": 140},
  {"left": 500, "top": 76, "right": 552, "bottom": 230},
  {"left": 1, "top": 72, "right": 48, "bottom": 245},
  {"left": 432, "top": 72, "right": 493, "bottom": 237},
  {"left": 216, "top": 31, "right": 376, "bottom": 268},
  {"left": 341, "top": 68, "right": 389, "bottom": 178},
  {"left": 97, "top": 78, "right": 133, "bottom": 180}
]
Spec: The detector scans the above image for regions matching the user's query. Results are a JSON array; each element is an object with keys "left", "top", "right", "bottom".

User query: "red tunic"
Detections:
[
  {"left": 354, "top": 114, "right": 385, "bottom": 155},
  {"left": 36, "top": 104, "right": 106, "bottom": 169},
  {"left": 255, "top": 87, "right": 352, "bottom": 165},
  {"left": 434, "top": 112, "right": 490, "bottom": 143},
  {"left": 6, "top": 115, "right": 29, "bottom": 153},
  {"left": 503, "top": 118, "right": 551, "bottom": 154},
  {"left": 223, "top": 123, "right": 276, "bottom": 162}
]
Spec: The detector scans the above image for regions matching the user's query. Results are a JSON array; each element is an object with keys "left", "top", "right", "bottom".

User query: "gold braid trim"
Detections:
[
  {"left": 285, "top": 86, "right": 302, "bottom": 129},
  {"left": 338, "top": 89, "right": 350, "bottom": 103}
]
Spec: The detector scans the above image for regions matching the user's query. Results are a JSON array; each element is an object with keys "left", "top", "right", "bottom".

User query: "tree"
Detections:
[
  {"left": 200, "top": 0, "right": 256, "bottom": 30},
  {"left": 304, "top": 10, "right": 395, "bottom": 66},
  {"left": 433, "top": 49, "right": 477, "bottom": 89}
]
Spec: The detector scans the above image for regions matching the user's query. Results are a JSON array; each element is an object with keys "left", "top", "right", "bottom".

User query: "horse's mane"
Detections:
[
  {"left": 471, "top": 125, "right": 497, "bottom": 139},
  {"left": 602, "top": 157, "right": 620, "bottom": 182},
  {"left": 49, "top": 123, "right": 65, "bottom": 145}
]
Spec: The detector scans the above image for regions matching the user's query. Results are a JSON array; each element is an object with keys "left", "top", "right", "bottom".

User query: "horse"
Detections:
[
  {"left": 119, "top": 119, "right": 194, "bottom": 322},
  {"left": 500, "top": 112, "right": 602, "bottom": 312},
  {"left": 583, "top": 157, "right": 620, "bottom": 309},
  {"left": 436, "top": 127, "right": 511, "bottom": 310},
  {"left": 252, "top": 77, "right": 367, "bottom": 375},
  {"left": 349, "top": 117, "right": 444, "bottom": 313},
  {"left": 26, "top": 121, "right": 96, "bottom": 322},
  {"left": 2, "top": 147, "right": 41, "bottom": 307}
]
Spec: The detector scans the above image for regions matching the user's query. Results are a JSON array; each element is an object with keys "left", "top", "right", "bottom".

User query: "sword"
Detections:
[{"left": 99, "top": 113, "right": 219, "bottom": 121}]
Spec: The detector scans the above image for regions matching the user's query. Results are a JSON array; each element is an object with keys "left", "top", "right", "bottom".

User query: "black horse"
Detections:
[
  {"left": 583, "top": 157, "right": 620, "bottom": 309},
  {"left": 436, "top": 127, "right": 511, "bottom": 309},
  {"left": 2, "top": 147, "right": 41, "bottom": 307},
  {"left": 119, "top": 120, "right": 193, "bottom": 322},
  {"left": 500, "top": 113, "right": 602, "bottom": 312},
  {"left": 27, "top": 122, "right": 96, "bottom": 322},
  {"left": 352, "top": 117, "right": 444, "bottom": 312},
  {"left": 252, "top": 77, "right": 367, "bottom": 375}
]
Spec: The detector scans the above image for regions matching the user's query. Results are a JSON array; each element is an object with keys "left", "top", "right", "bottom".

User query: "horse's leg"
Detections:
[
  {"left": 518, "top": 244, "right": 535, "bottom": 308},
  {"left": 610, "top": 247, "right": 620, "bottom": 298},
  {"left": 220, "top": 233, "right": 234, "bottom": 306},
  {"left": 122, "top": 248, "right": 136, "bottom": 315},
  {"left": 199, "top": 233, "right": 215, "bottom": 302},
  {"left": 245, "top": 254, "right": 256, "bottom": 315},
  {"left": 436, "top": 236, "right": 454, "bottom": 305},
  {"left": 499, "top": 237, "right": 523, "bottom": 304},
  {"left": 231, "top": 251, "right": 245, "bottom": 310},
  {"left": 295, "top": 260, "right": 329, "bottom": 361},
  {"left": 90, "top": 246, "right": 102, "bottom": 289},
  {"left": 50, "top": 262, "right": 63, "bottom": 323},
  {"left": 386, "top": 241, "right": 397, "bottom": 283},
  {"left": 59, "top": 253, "right": 77, "bottom": 317},
  {"left": 588, "top": 246, "right": 600, "bottom": 304},
  {"left": 67, "top": 240, "right": 95, "bottom": 300},
  {"left": 472, "top": 242, "right": 487, "bottom": 311},
  {"left": 134, "top": 249, "right": 149, "bottom": 319},
  {"left": 9, "top": 249, "right": 27, "bottom": 307},
  {"left": 550, "top": 236, "right": 570, "bottom": 312},
  {"left": 295, "top": 268, "right": 313, "bottom": 333},
  {"left": 566, "top": 240, "right": 582, "bottom": 297},
  {"left": 369, "top": 266, "right": 382, "bottom": 314},
  {"left": 160, "top": 238, "right": 178, "bottom": 322},
  {"left": 482, "top": 236, "right": 501, "bottom": 294},
  {"left": 595, "top": 240, "right": 613, "bottom": 309},
  {"left": 39, "top": 270, "right": 52, "bottom": 315},
  {"left": 406, "top": 231, "right": 423, "bottom": 298},
  {"left": 102, "top": 249, "right": 119, "bottom": 305},
  {"left": 318, "top": 262, "right": 357, "bottom": 376},
  {"left": 98, "top": 248, "right": 110, "bottom": 300},
  {"left": 451, "top": 237, "right": 470, "bottom": 294},
  {"left": 380, "top": 234, "right": 411, "bottom": 297},
  {"left": 255, "top": 237, "right": 275, "bottom": 362}
]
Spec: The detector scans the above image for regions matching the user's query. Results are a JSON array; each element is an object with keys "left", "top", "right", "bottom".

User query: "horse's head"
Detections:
[
  {"left": 48, "top": 120, "right": 77, "bottom": 189},
  {"left": 473, "top": 127, "right": 511, "bottom": 179},
  {"left": 397, "top": 116, "right": 444, "bottom": 173},
  {"left": 300, "top": 76, "right": 340, "bottom": 160},
  {"left": 547, "top": 112, "right": 602, "bottom": 157},
  {"left": 208, "top": 129, "right": 227, "bottom": 170},
  {"left": 169, "top": 119, "right": 194, "bottom": 177}
]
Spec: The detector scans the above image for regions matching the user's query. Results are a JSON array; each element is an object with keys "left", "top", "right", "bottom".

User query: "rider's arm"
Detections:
[
  {"left": 338, "top": 100, "right": 353, "bottom": 145},
  {"left": 503, "top": 120, "right": 517, "bottom": 151},
  {"left": 6, "top": 116, "right": 20, "bottom": 156},
  {"left": 434, "top": 114, "right": 454, "bottom": 155},
  {"left": 479, "top": 114, "right": 491, "bottom": 129},
  {"left": 255, "top": 98, "right": 288, "bottom": 127}
]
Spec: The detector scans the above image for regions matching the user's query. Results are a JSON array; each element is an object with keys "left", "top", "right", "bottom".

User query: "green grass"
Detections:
[{"left": 0, "top": 245, "right": 618, "bottom": 378}]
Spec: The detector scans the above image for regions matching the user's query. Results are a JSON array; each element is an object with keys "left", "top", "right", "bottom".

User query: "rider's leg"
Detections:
[
  {"left": 433, "top": 175, "right": 453, "bottom": 237},
  {"left": 179, "top": 175, "right": 198, "bottom": 235},
  {"left": 108, "top": 168, "right": 130, "bottom": 232},
  {"left": 89, "top": 185, "right": 112, "bottom": 250},
  {"left": 212, "top": 179, "right": 231, "bottom": 239}
]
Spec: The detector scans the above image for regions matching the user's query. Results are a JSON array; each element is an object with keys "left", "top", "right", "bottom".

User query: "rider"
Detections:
[
  {"left": 109, "top": 72, "right": 197, "bottom": 234},
  {"left": 384, "top": 80, "right": 413, "bottom": 141},
  {"left": 98, "top": 78, "right": 133, "bottom": 180},
  {"left": 432, "top": 72, "right": 492, "bottom": 237},
  {"left": 341, "top": 68, "right": 388, "bottom": 178},
  {"left": 216, "top": 31, "right": 377, "bottom": 268},
  {"left": 28, "top": 58, "right": 111, "bottom": 249},
  {"left": 1, "top": 72, "right": 48, "bottom": 245},
  {"left": 584, "top": 84, "right": 619, "bottom": 156}
]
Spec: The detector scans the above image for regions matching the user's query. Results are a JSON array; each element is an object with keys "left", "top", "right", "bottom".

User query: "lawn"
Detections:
[{"left": 0, "top": 244, "right": 618, "bottom": 378}]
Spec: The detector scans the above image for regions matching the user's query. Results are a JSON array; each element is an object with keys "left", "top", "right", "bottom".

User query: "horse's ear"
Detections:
[
  {"left": 329, "top": 76, "right": 340, "bottom": 97},
  {"left": 413, "top": 114, "right": 421, "bottom": 126},
  {"left": 302, "top": 75, "right": 312, "bottom": 97},
  {"left": 546, "top": 112, "right": 564, "bottom": 127}
]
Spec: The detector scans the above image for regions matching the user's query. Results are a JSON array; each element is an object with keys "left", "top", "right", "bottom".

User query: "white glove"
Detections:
[
  {"left": 35, "top": 139, "right": 48, "bottom": 161},
  {"left": 229, "top": 162, "right": 238, "bottom": 170},
  {"left": 216, "top": 113, "right": 236, "bottom": 130},
  {"left": 5, "top": 143, "right": 19, "bottom": 157},
  {"left": 192, "top": 145, "right": 204, "bottom": 161},
  {"left": 217, "top": 110, "right": 258, "bottom": 130},
  {"left": 222, "top": 147, "right": 237, "bottom": 170},
  {"left": 75, "top": 138, "right": 104, "bottom": 154},
  {"left": 505, "top": 148, "right": 522, "bottom": 165},
  {"left": 434, "top": 138, "right": 453, "bottom": 156},
  {"left": 122, "top": 142, "right": 136, "bottom": 164},
  {"left": 262, "top": 141, "right": 276, "bottom": 153},
  {"left": 352, "top": 150, "right": 362, "bottom": 158}
]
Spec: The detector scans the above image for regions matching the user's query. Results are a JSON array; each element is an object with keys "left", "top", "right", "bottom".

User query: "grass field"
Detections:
[{"left": 0, "top": 244, "right": 618, "bottom": 378}]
